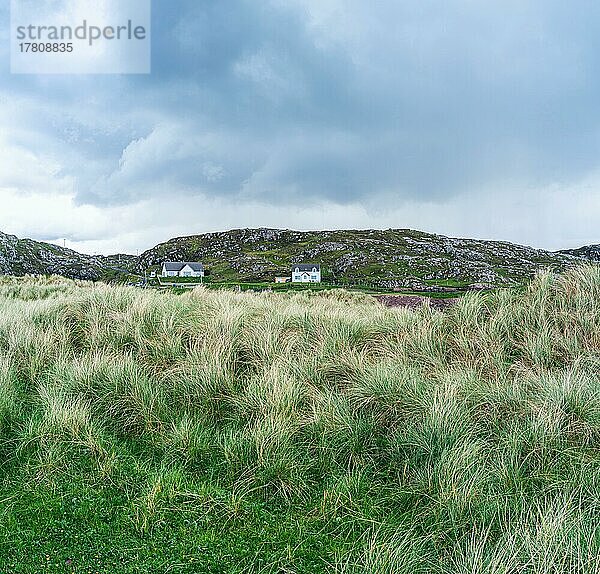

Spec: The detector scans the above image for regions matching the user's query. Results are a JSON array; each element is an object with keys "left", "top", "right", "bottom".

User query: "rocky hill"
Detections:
[
  {"left": 2, "top": 228, "right": 595, "bottom": 290},
  {"left": 137, "top": 228, "right": 587, "bottom": 290},
  {"left": 559, "top": 245, "right": 600, "bottom": 262},
  {"left": 0, "top": 231, "right": 136, "bottom": 281}
]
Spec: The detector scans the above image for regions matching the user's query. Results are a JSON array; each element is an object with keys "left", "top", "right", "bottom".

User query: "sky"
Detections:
[{"left": 1, "top": 0, "right": 600, "bottom": 254}]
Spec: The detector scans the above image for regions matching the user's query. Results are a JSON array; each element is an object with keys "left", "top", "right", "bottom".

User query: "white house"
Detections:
[
  {"left": 291, "top": 264, "right": 321, "bottom": 283},
  {"left": 161, "top": 262, "right": 204, "bottom": 278}
]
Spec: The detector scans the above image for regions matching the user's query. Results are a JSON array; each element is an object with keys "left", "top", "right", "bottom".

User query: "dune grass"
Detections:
[{"left": 1, "top": 267, "right": 600, "bottom": 572}]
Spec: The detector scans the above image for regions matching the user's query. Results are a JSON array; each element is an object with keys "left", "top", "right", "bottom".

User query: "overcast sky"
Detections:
[{"left": 1, "top": 1, "right": 600, "bottom": 254}]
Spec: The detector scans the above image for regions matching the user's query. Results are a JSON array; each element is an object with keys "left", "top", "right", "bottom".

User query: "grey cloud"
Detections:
[{"left": 1, "top": 0, "right": 600, "bottom": 243}]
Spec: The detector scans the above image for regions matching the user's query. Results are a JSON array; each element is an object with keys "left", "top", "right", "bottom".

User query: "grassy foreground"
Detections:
[{"left": 1, "top": 267, "right": 600, "bottom": 573}]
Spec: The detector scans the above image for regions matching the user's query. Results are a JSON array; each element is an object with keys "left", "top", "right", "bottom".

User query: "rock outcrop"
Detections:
[
  {"left": 0, "top": 231, "right": 136, "bottom": 280},
  {"left": 137, "top": 228, "right": 588, "bottom": 288}
]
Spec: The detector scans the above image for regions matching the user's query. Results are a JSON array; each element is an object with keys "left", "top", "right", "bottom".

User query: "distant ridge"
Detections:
[
  {"left": 0, "top": 230, "right": 136, "bottom": 280},
  {"left": 136, "top": 228, "right": 590, "bottom": 290},
  {"left": 559, "top": 244, "right": 600, "bottom": 262},
  {"left": 1, "top": 227, "right": 597, "bottom": 288}
]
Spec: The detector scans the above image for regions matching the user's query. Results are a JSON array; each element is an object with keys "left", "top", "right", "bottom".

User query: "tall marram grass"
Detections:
[{"left": 1, "top": 268, "right": 600, "bottom": 572}]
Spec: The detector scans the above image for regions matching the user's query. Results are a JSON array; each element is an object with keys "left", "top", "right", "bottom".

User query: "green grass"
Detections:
[
  {"left": 423, "top": 278, "right": 470, "bottom": 288},
  {"left": 200, "top": 280, "right": 460, "bottom": 297},
  {"left": 1, "top": 267, "right": 600, "bottom": 572},
  {"left": 161, "top": 279, "right": 411, "bottom": 296}
]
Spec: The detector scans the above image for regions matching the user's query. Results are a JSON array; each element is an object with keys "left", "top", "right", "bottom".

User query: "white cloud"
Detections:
[
  {"left": 0, "top": 144, "right": 69, "bottom": 194},
  {"left": 4, "top": 175, "right": 598, "bottom": 256},
  {"left": 0, "top": 189, "right": 112, "bottom": 243}
]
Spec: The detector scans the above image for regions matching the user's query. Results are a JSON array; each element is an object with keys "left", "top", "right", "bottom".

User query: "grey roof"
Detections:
[
  {"left": 163, "top": 261, "right": 204, "bottom": 272},
  {"left": 292, "top": 264, "right": 320, "bottom": 272},
  {"left": 185, "top": 262, "right": 204, "bottom": 272}
]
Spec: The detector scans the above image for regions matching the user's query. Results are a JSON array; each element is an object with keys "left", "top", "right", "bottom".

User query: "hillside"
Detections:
[
  {"left": 0, "top": 231, "right": 137, "bottom": 280},
  {"left": 559, "top": 244, "right": 600, "bottom": 261},
  {"left": 1, "top": 228, "right": 596, "bottom": 289},
  {"left": 138, "top": 228, "right": 585, "bottom": 289},
  {"left": 2, "top": 268, "right": 600, "bottom": 572}
]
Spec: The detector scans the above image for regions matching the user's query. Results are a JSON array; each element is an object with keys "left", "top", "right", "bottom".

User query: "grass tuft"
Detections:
[{"left": 1, "top": 266, "right": 600, "bottom": 572}]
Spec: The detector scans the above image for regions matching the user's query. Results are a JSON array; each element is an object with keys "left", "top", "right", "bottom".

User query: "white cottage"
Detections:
[
  {"left": 291, "top": 264, "right": 321, "bottom": 283},
  {"left": 161, "top": 262, "right": 204, "bottom": 278}
]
